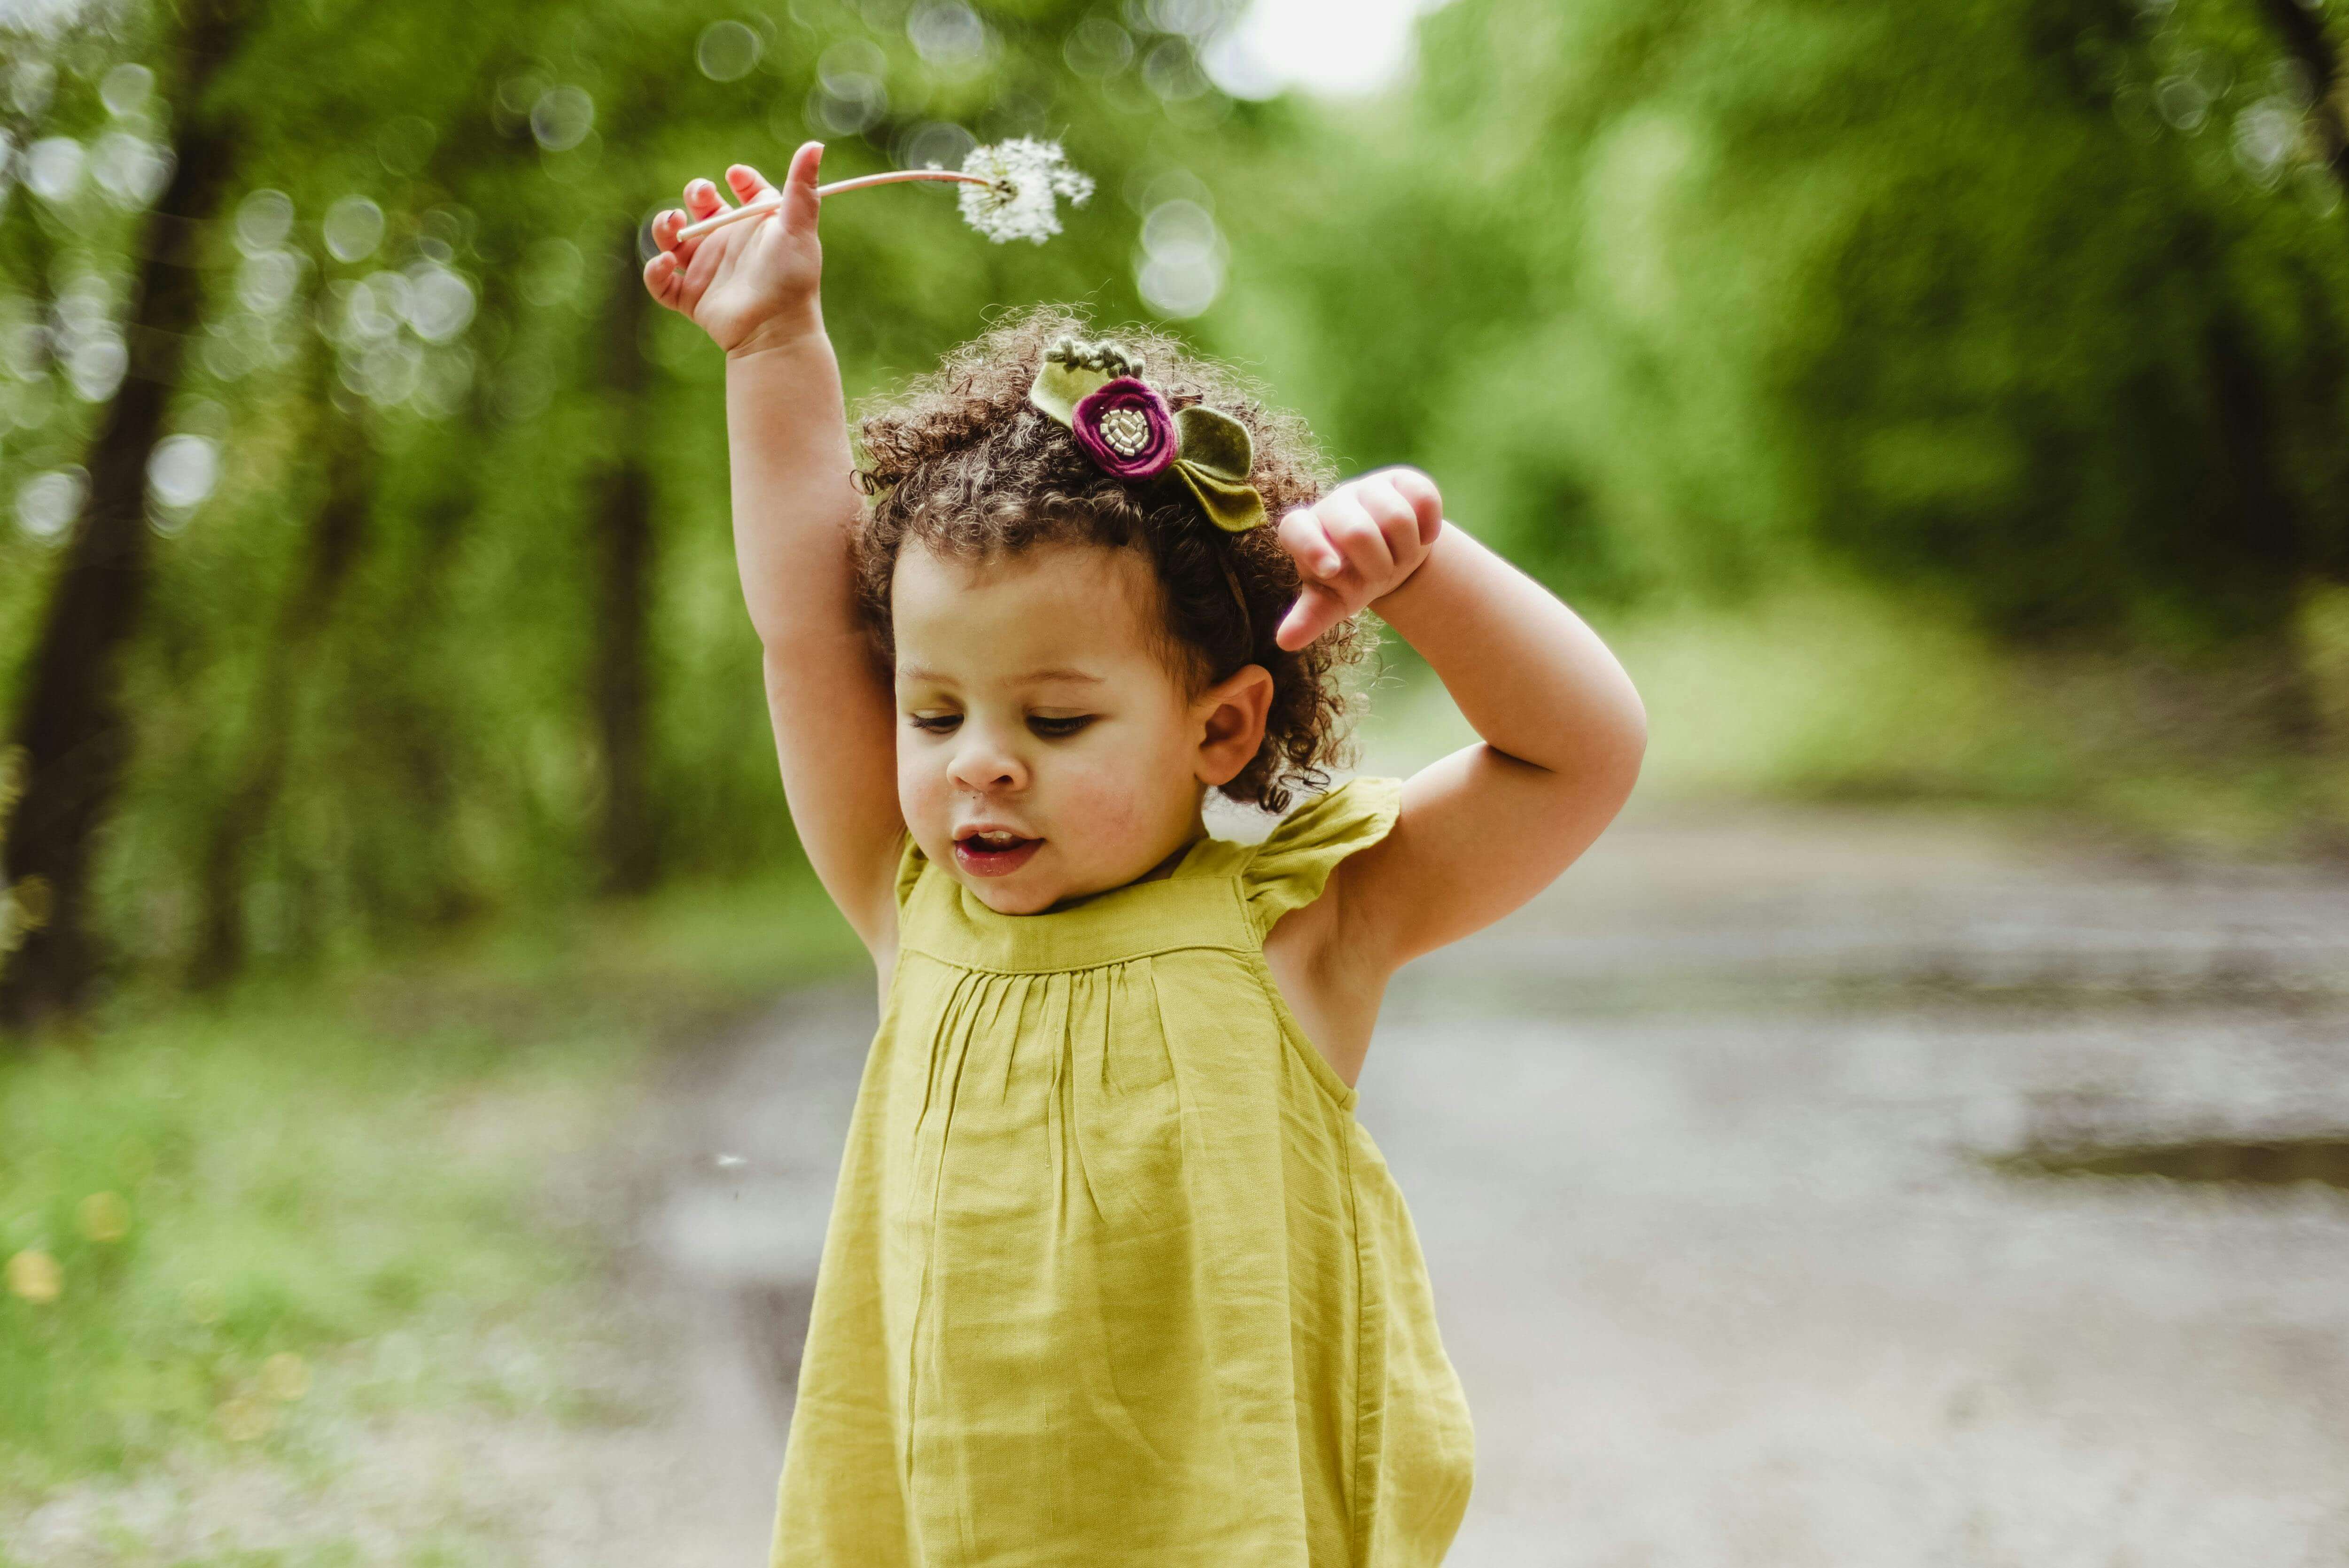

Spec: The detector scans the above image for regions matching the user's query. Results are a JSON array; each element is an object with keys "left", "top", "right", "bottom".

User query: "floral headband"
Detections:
[{"left": 1027, "top": 338, "right": 1268, "bottom": 534}]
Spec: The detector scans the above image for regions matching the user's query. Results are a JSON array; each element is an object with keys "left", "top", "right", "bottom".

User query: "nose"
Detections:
[{"left": 946, "top": 722, "right": 1028, "bottom": 795}]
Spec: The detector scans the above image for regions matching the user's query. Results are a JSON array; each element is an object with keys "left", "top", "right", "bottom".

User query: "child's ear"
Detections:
[{"left": 1193, "top": 664, "right": 1274, "bottom": 787}]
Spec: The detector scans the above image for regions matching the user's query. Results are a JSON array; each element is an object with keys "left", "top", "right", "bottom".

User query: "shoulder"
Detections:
[{"left": 1240, "top": 776, "right": 1401, "bottom": 940}]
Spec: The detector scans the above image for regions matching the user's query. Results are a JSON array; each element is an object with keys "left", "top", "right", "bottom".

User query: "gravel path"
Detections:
[
  {"left": 637, "top": 804, "right": 2349, "bottom": 1567},
  {"left": 28, "top": 803, "right": 2339, "bottom": 1565}
]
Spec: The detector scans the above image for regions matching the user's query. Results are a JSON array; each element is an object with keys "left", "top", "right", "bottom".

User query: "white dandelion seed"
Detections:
[
  {"left": 672, "top": 140, "right": 1095, "bottom": 247},
  {"left": 954, "top": 138, "right": 1095, "bottom": 245}
]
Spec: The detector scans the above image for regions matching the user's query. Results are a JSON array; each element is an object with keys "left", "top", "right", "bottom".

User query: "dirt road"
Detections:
[
  {"left": 639, "top": 804, "right": 2349, "bottom": 1566},
  {"left": 17, "top": 802, "right": 2345, "bottom": 1567}
]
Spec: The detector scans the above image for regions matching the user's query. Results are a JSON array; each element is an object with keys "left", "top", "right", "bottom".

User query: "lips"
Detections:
[{"left": 953, "top": 829, "right": 1042, "bottom": 878}]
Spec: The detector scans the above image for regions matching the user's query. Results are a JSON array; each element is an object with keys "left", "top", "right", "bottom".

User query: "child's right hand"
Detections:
[{"left": 643, "top": 140, "right": 827, "bottom": 356}]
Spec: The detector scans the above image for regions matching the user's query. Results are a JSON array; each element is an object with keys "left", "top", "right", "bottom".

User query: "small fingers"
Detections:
[
  {"left": 1319, "top": 492, "right": 1398, "bottom": 580},
  {"left": 1354, "top": 477, "right": 1424, "bottom": 565},
  {"left": 726, "top": 163, "right": 775, "bottom": 204},
  {"left": 1277, "top": 507, "right": 1343, "bottom": 581},
  {"left": 1381, "top": 466, "right": 1445, "bottom": 543},
  {"left": 782, "top": 140, "right": 824, "bottom": 229},
  {"left": 652, "top": 206, "right": 713, "bottom": 277},
  {"left": 683, "top": 178, "right": 729, "bottom": 221},
  {"left": 1276, "top": 583, "right": 1349, "bottom": 652},
  {"left": 642, "top": 250, "right": 678, "bottom": 306}
]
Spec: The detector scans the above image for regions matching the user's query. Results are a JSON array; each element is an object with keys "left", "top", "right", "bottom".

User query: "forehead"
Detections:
[{"left": 891, "top": 539, "right": 1170, "bottom": 683}]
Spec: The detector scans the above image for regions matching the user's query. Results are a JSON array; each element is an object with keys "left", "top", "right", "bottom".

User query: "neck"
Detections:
[{"left": 1103, "top": 807, "right": 1212, "bottom": 897}]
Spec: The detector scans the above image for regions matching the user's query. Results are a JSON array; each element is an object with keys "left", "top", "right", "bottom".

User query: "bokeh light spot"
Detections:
[
  {"left": 13, "top": 470, "right": 83, "bottom": 542},
  {"left": 89, "top": 131, "right": 172, "bottom": 208},
  {"left": 324, "top": 195, "right": 386, "bottom": 263},
  {"left": 98, "top": 62, "right": 152, "bottom": 117},
  {"left": 698, "top": 20, "right": 762, "bottom": 82},
  {"left": 908, "top": 0, "right": 990, "bottom": 71},
  {"left": 234, "top": 188, "right": 295, "bottom": 255},
  {"left": 148, "top": 434, "right": 220, "bottom": 511},
  {"left": 235, "top": 249, "right": 302, "bottom": 315},
  {"left": 807, "top": 76, "right": 887, "bottom": 136},
  {"left": 5, "top": 1249, "right": 61, "bottom": 1304},
  {"left": 897, "top": 120, "right": 976, "bottom": 172},
  {"left": 77, "top": 1191, "right": 130, "bottom": 1242},
  {"left": 24, "top": 137, "right": 84, "bottom": 202},
  {"left": 407, "top": 264, "right": 477, "bottom": 342},
  {"left": 1137, "top": 198, "right": 1225, "bottom": 318},
  {"left": 1141, "top": 37, "right": 1211, "bottom": 101},
  {"left": 1064, "top": 18, "right": 1134, "bottom": 79},
  {"left": 818, "top": 39, "right": 887, "bottom": 93},
  {"left": 65, "top": 335, "right": 126, "bottom": 402},
  {"left": 531, "top": 85, "right": 596, "bottom": 152}
]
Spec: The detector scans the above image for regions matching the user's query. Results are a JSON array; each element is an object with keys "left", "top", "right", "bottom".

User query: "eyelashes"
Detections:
[{"left": 903, "top": 714, "right": 1098, "bottom": 739}]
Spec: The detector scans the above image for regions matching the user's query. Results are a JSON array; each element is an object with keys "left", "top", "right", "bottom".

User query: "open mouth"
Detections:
[{"left": 953, "top": 830, "right": 1042, "bottom": 877}]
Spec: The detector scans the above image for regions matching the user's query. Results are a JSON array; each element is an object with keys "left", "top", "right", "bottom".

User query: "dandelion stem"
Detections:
[{"left": 675, "top": 171, "right": 994, "bottom": 242}]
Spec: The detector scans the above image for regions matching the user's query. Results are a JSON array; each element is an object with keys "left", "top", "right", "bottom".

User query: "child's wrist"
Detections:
[
  {"left": 726, "top": 309, "right": 829, "bottom": 362},
  {"left": 1371, "top": 517, "right": 1448, "bottom": 614}
]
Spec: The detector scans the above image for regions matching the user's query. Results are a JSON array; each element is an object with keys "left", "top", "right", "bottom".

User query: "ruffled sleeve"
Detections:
[
  {"left": 1240, "top": 776, "right": 1401, "bottom": 938},
  {"left": 894, "top": 830, "right": 927, "bottom": 909}
]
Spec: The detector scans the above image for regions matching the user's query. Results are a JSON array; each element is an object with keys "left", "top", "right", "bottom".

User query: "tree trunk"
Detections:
[
  {"left": 0, "top": 1, "right": 249, "bottom": 1032},
  {"left": 2201, "top": 309, "right": 2324, "bottom": 746},
  {"left": 592, "top": 225, "right": 659, "bottom": 896},
  {"left": 188, "top": 390, "right": 374, "bottom": 991}
]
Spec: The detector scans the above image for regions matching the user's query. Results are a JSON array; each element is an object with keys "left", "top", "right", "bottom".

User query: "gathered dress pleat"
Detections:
[{"left": 773, "top": 779, "right": 1474, "bottom": 1568}]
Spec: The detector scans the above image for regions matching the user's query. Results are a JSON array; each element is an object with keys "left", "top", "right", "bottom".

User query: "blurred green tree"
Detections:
[
  {"left": 2, "top": 0, "right": 259, "bottom": 1026},
  {"left": 1222, "top": 0, "right": 2349, "bottom": 677},
  {"left": 0, "top": 0, "right": 1265, "bottom": 1025}
]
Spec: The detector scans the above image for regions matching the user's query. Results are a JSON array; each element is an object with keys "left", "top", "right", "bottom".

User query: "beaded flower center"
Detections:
[{"left": 1098, "top": 407, "right": 1152, "bottom": 458}]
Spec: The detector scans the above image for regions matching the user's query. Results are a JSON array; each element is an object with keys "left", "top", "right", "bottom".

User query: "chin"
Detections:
[{"left": 963, "top": 876, "right": 1060, "bottom": 916}]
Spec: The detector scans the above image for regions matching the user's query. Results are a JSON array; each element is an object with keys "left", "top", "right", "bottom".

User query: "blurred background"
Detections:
[{"left": 4, "top": 0, "right": 2349, "bottom": 1561}]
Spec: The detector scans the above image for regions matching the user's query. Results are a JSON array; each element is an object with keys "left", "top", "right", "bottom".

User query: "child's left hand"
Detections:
[{"left": 1275, "top": 467, "right": 1447, "bottom": 651}]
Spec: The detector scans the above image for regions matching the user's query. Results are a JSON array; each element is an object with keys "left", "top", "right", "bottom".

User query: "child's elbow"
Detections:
[
  {"left": 1595, "top": 693, "right": 1648, "bottom": 806},
  {"left": 1618, "top": 680, "right": 1649, "bottom": 756}
]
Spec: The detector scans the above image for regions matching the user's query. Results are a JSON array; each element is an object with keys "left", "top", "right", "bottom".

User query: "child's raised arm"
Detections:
[
  {"left": 1274, "top": 468, "right": 1647, "bottom": 978},
  {"left": 645, "top": 143, "right": 903, "bottom": 954}
]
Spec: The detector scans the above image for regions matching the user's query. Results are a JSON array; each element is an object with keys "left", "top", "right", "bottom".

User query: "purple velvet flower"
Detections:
[{"left": 1071, "top": 377, "right": 1177, "bottom": 480}]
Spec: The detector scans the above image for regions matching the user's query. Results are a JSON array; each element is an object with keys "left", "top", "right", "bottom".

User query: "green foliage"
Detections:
[
  {"left": 10, "top": 0, "right": 2349, "bottom": 999},
  {"left": 1219, "top": 0, "right": 2349, "bottom": 644},
  {"left": 1, "top": 0, "right": 1262, "bottom": 992},
  {"left": 0, "top": 870, "right": 856, "bottom": 1488}
]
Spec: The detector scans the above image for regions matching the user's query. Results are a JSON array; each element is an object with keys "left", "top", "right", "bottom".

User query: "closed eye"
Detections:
[
  {"left": 1027, "top": 714, "right": 1095, "bottom": 739},
  {"left": 907, "top": 713, "right": 961, "bottom": 734}
]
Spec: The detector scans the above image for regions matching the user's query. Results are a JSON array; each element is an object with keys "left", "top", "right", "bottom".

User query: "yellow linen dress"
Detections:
[{"left": 771, "top": 777, "right": 1475, "bottom": 1567}]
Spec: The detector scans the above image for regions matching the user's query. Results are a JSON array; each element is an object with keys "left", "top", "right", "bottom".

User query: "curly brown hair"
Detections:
[{"left": 851, "top": 305, "right": 1368, "bottom": 813}]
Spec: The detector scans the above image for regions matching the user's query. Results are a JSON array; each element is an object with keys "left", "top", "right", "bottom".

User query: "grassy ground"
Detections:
[
  {"left": 0, "top": 871, "right": 858, "bottom": 1558},
  {"left": 1362, "top": 575, "right": 2349, "bottom": 860}
]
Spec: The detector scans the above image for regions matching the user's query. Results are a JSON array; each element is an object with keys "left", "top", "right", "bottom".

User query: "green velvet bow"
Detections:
[{"left": 1027, "top": 342, "right": 1269, "bottom": 535}]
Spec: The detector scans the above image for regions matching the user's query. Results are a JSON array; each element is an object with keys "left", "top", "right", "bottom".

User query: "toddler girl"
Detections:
[{"left": 644, "top": 143, "right": 1647, "bottom": 1567}]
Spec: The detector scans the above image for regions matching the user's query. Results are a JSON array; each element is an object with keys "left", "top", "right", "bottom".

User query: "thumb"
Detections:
[
  {"left": 1276, "top": 583, "right": 1347, "bottom": 652},
  {"left": 783, "top": 140, "right": 824, "bottom": 230},
  {"left": 642, "top": 250, "right": 679, "bottom": 309}
]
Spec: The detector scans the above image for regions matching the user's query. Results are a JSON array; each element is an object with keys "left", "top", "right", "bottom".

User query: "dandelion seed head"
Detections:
[{"left": 957, "top": 138, "right": 1095, "bottom": 245}]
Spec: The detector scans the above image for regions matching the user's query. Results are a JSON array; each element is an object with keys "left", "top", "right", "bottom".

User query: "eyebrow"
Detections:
[{"left": 898, "top": 665, "right": 1104, "bottom": 686}]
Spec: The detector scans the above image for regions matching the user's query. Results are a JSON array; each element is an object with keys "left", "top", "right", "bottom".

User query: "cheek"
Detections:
[
  {"left": 1043, "top": 735, "right": 1191, "bottom": 845},
  {"left": 897, "top": 741, "right": 952, "bottom": 840}
]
